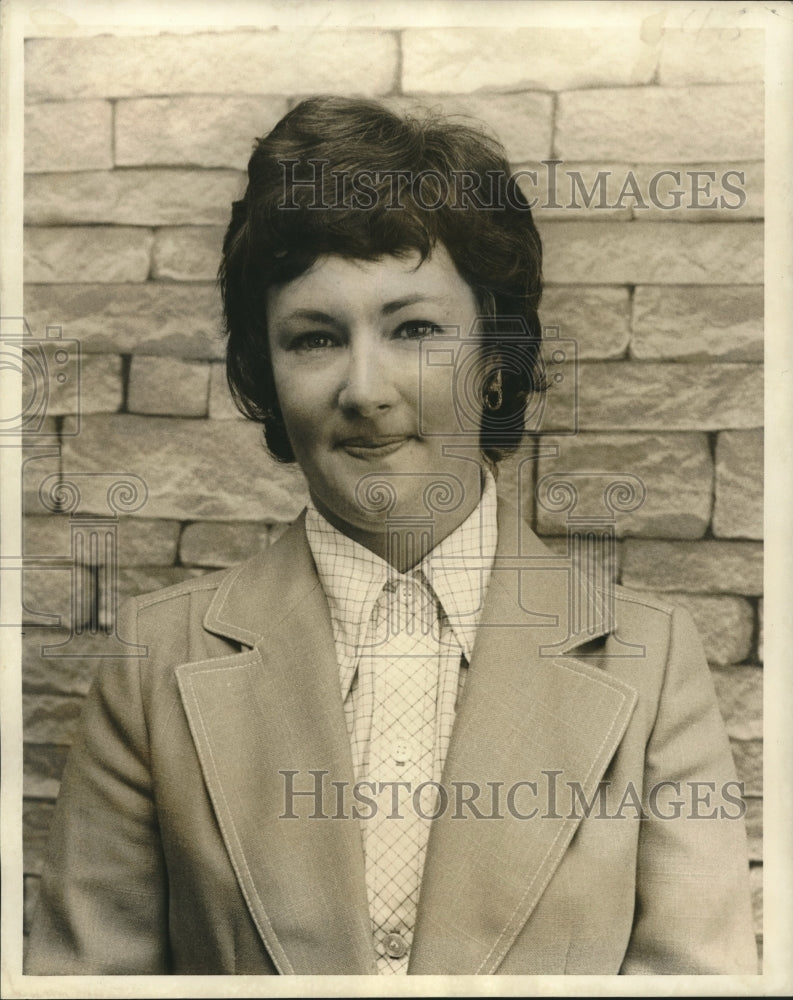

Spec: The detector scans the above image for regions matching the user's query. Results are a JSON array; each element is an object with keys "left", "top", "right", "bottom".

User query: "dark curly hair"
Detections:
[{"left": 219, "top": 95, "right": 544, "bottom": 464}]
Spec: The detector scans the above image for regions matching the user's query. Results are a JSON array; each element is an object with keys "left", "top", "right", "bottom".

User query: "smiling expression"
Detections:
[{"left": 266, "top": 245, "right": 487, "bottom": 557}]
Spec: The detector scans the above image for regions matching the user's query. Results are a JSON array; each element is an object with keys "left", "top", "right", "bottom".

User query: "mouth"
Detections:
[{"left": 338, "top": 435, "right": 412, "bottom": 459}]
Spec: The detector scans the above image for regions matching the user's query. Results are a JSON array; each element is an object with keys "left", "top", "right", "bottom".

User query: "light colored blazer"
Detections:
[{"left": 26, "top": 501, "right": 758, "bottom": 975}]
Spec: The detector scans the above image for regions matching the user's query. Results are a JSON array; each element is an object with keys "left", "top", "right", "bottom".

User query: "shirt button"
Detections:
[
  {"left": 392, "top": 739, "right": 412, "bottom": 764},
  {"left": 383, "top": 932, "right": 408, "bottom": 959}
]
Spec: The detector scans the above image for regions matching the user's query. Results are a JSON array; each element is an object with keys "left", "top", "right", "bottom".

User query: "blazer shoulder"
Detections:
[
  {"left": 124, "top": 564, "right": 237, "bottom": 636},
  {"left": 135, "top": 565, "right": 232, "bottom": 607},
  {"left": 119, "top": 517, "right": 312, "bottom": 661}
]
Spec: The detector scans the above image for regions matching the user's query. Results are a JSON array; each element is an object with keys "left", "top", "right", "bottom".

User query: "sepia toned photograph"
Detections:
[{"left": 1, "top": 0, "right": 789, "bottom": 995}]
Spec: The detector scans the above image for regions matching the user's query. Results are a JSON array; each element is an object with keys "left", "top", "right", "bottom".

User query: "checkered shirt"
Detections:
[{"left": 304, "top": 471, "right": 498, "bottom": 972}]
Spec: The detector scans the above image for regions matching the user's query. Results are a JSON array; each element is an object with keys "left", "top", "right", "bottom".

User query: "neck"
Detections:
[{"left": 311, "top": 466, "right": 487, "bottom": 572}]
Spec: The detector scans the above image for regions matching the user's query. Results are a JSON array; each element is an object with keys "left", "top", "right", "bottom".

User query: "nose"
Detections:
[{"left": 337, "top": 336, "right": 400, "bottom": 417}]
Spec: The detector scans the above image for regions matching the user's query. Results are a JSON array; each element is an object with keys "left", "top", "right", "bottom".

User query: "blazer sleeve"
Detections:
[
  {"left": 25, "top": 599, "right": 170, "bottom": 975},
  {"left": 620, "top": 605, "right": 758, "bottom": 974}
]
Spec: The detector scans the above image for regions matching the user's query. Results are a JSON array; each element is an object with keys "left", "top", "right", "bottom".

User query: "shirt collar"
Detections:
[
  {"left": 305, "top": 472, "right": 499, "bottom": 691},
  {"left": 419, "top": 470, "right": 498, "bottom": 660}
]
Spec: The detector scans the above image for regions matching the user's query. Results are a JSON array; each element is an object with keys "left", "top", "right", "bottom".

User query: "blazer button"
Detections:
[{"left": 383, "top": 932, "right": 408, "bottom": 959}]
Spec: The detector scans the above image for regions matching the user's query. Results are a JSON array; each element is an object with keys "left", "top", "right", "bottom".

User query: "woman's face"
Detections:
[{"left": 266, "top": 244, "right": 486, "bottom": 549}]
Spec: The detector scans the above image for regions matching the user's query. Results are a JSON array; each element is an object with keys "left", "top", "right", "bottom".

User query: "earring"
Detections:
[{"left": 484, "top": 369, "right": 503, "bottom": 412}]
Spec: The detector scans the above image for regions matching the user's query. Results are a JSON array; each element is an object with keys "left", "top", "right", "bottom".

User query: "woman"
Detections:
[{"left": 27, "top": 97, "right": 757, "bottom": 976}]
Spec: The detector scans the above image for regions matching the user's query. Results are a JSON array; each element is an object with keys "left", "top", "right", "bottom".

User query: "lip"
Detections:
[{"left": 339, "top": 435, "right": 412, "bottom": 459}]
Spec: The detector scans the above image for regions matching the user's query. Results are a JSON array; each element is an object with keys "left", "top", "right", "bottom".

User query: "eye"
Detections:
[
  {"left": 292, "top": 331, "right": 338, "bottom": 352},
  {"left": 394, "top": 320, "right": 444, "bottom": 341}
]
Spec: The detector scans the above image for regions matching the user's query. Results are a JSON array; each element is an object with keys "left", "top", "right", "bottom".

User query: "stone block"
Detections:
[
  {"left": 659, "top": 29, "right": 764, "bottom": 85},
  {"left": 24, "top": 283, "right": 225, "bottom": 359},
  {"left": 25, "top": 170, "right": 244, "bottom": 227},
  {"left": 535, "top": 532, "right": 622, "bottom": 587},
  {"left": 25, "top": 100, "right": 112, "bottom": 173},
  {"left": 17, "top": 337, "right": 119, "bottom": 422},
  {"left": 127, "top": 356, "right": 211, "bottom": 417},
  {"left": 179, "top": 521, "right": 272, "bottom": 567},
  {"left": 536, "top": 433, "right": 712, "bottom": 538},
  {"left": 24, "top": 515, "right": 181, "bottom": 567},
  {"left": 731, "top": 739, "right": 762, "bottom": 796},
  {"left": 541, "top": 361, "right": 762, "bottom": 432},
  {"left": 121, "top": 517, "right": 184, "bottom": 567},
  {"left": 402, "top": 28, "right": 656, "bottom": 93},
  {"left": 713, "top": 431, "right": 764, "bottom": 539},
  {"left": 631, "top": 286, "right": 763, "bottom": 362},
  {"left": 22, "top": 564, "right": 88, "bottom": 629},
  {"left": 26, "top": 30, "right": 398, "bottom": 101},
  {"left": 556, "top": 85, "right": 763, "bottom": 162},
  {"left": 208, "top": 362, "right": 246, "bottom": 420},
  {"left": 24, "top": 227, "right": 153, "bottom": 284},
  {"left": 22, "top": 627, "right": 96, "bottom": 696},
  {"left": 541, "top": 221, "right": 763, "bottom": 285},
  {"left": 540, "top": 287, "right": 630, "bottom": 359},
  {"left": 23, "top": 692, "right": 84, "bottom": 745},
  {"left": 743, "top": 796, "right": 762, "bottom": 862},
  {"left": 622, "top": 540, "right": 763, "bottom": 596},
  {"left": 152, "top": 227, "right": 224, "bottom": 282},
  {"left": 23, "top": 800, "right": 55, "bottom": 876},
  {"left": 629, "top": 162, "right": 763, "bottom": 221},
  {"left": 758, "top": 598, "right": 763, "bottom": 663},
  {"left": 386, "top": 93, "right": 553, "bottom": 163},
  {"left": 637, "top": 592, "right": 754, "bottom": 666},
  {"left": 711, "top": 665, "right": 763, "bottom": 741},
  {"left": 60, "top": 414, "right": 308, "bottom": 521},
  {"left": 115, "top": 96, "right": 289, "bottom": 169},
  {"left": 44, "top": 353, "right": 123, "bottom": 415},
  {"left": 24, "top": 742, "right": 70, "bottom": 799}
]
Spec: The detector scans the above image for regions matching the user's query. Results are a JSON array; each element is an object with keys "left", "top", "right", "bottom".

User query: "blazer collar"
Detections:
[
  {"left": 177, "top": 513, "right": 377, "bottom": 974},
  {"left": 202, "top": 500, "right": 613, "bottom": 655},
  {"left": 179, "top": 502, "right": 636, "bottom": 975},
  {"left": 408, "top": 499, "right": 638, "bottom": 974}
]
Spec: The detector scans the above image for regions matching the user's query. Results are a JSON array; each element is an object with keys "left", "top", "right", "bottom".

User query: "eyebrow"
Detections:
[
  {"left": 281, "top": 309, "right": 342, "bottom": 326},
  {"left": 281, "top": 296, "right": 445, "bottom": 325},
  {"left": 381, "top": 294, "right": 444, "bottom": 315}
]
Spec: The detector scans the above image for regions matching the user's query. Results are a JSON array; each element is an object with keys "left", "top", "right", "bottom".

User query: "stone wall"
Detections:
[{"left": 21, "top": 24, "right": 764, "bottom": 960}]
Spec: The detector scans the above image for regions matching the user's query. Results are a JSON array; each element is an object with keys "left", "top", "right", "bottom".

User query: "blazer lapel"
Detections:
[
  {"left": 176, "top": 516, "right": 377, "bottom": 975},
  {"left": 409, "top": 502, "right": 638, "bottom": 975}
]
